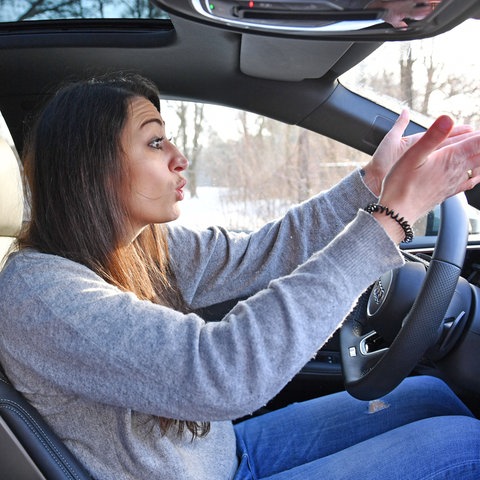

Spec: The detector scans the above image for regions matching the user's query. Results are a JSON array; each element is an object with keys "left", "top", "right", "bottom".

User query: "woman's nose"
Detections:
[{"left": 169, "top": 144, "right": 189, "bottom": 172}]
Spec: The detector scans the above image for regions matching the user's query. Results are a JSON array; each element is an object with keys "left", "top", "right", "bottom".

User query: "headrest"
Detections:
[{"left": 0, "top": 139, "right": 23, "bottom": 237}]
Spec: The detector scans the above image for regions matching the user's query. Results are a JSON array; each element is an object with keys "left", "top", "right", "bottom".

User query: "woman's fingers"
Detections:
[
  {"left": 362, "top": 109, "right": 411, "bottom": 196},
  {"left": 378, "top": 115, "right": 475, "bottom": 225},
  {"left": 366, "top": 113, "right": 478, "bottom": 208},
  {"left": 450, "top": 135, "right": 480, "bottom": 193},
  {"left": 388, "top": 108, "right": 410, "bottom": 139},
  {"left": 402, "top": 119, "right": 471, "bottom": 151},
  {"left": 448, "top": 125, "right": 474, "bottom": 138},
  {"left": 439, "top": 127, "right": 478, "bottom": 149},
  {"left": 400, "top": 115, "right": 454, "bottom": 169}
]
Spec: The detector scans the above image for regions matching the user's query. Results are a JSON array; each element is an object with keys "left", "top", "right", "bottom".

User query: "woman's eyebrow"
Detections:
[{"left": 140, "top": 118, "right": 165, "bottom": 129}]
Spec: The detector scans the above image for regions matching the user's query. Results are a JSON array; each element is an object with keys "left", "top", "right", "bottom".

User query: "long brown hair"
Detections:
[{"left": 18, "top": 73, "right": 209, "bottom": 439}]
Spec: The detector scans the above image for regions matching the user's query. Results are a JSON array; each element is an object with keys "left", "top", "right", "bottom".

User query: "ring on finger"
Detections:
[{"left": 467, "top": 169, "right": 473, "bottom": 180}]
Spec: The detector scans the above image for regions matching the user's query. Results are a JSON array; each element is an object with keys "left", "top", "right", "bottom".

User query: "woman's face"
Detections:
[{"left": 120, "top": 96, "right": 188, "bottom": 240}]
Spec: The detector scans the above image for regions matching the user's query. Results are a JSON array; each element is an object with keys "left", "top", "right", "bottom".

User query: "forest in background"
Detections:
[{"left": 167, "top": 22, "right": 480, "bottom": 229}]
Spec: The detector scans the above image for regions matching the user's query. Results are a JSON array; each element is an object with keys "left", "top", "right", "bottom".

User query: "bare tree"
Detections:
[
  {"left": 358, "top": 39, "right": 479, "bottom": 121},
  {"left": 172, "top": 102, "right": 205, "bottom": 198},
  {"left": 122, "top": 0, "right": 166, "bottom": 19},
  {"left": 399, "top": 45, "right": 415, "bottom": 110},
  {"left": 5, "top": 0, "right": 168, "bottom": 21},
  {"left": 13, "top": 0, "right": 85, "bottom": 21},
  {"left": 201, "top": 110, "right": 368, "bottom": 227},
  {"left": 296, "top": 130, "right": 311, "bottom": 203}
]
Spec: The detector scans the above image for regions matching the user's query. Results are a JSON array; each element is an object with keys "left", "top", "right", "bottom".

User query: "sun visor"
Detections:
[{"left": 240, "top": 35, "right": 352, "bottom": 80}]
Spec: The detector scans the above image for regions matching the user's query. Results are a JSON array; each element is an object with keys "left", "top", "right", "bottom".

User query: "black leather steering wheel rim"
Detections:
[{"left": 340, "top": 194, "right": 469, "bottom": 400}]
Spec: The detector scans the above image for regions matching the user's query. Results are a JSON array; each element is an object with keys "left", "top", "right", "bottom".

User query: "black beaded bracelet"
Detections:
[{"left": 364, "top": 203, "right": 414, "bottom": 243}]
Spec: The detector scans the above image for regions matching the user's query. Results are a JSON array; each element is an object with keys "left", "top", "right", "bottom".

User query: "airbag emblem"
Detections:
[{"left": 372, "top": 278, "right": 385, "bottom": 305}]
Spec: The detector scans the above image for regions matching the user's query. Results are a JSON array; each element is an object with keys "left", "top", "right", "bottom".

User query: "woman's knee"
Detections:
[
  {"left": 385, "top": 375, "right": 473, "bottom": 418},
  {"left": 411, "top": 416, "right": 480, "bottom": 479}
]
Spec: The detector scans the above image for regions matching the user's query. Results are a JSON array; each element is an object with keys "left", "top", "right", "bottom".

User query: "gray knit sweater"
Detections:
[{"left": 0, "top": 170, "right": 403, "bottom": 479}]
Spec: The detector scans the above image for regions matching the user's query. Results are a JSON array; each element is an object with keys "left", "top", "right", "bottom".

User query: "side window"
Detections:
[
  {"left": 162, "top": 100, "right": 480, "bottom": 237},
  {"left": 163, "top": 100, "right": 370, "bottom": 231},
  {"left": 420, "top": 204, "right": 480, "bottom": 237}
]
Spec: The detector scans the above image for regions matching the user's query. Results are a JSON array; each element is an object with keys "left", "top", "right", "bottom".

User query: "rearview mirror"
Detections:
[{"left": 155, "top": 0, "right": 480, "bottom": 40}]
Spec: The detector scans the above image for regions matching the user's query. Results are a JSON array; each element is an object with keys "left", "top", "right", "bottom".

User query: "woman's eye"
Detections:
[{"left": 149, "top": 137, "right": 164, "bottom": 149}]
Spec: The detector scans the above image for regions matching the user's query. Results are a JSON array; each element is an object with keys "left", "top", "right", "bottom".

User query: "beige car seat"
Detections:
[{"left": 0, "top": 139, "right": 23, "bottom": 268}]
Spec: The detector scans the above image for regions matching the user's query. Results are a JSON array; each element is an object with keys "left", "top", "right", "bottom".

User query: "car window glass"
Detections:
[
  {"left": 164, "top": 99, "right": 480, "bottom": 238},
  {"left": 340, "top": 19, "right": 480, "bottom": 126},
  {"left": 164, "top": 100, "right": 373, "bottom": 231},
  {"left": 341, "top": 18, "right": 480, "bottom": 236},
  {"left": 0, "top": 1, "right": 168, "bottom": 22}
]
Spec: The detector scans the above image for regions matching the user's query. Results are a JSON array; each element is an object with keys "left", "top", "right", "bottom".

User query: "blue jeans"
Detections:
[{"left": 233, "top": 376, "right": 480, "bottom": 479}]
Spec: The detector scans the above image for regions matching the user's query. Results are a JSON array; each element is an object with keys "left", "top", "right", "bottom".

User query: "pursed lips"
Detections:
[{"left": 176, "top": 178, "right": 187, "bottom": 199}]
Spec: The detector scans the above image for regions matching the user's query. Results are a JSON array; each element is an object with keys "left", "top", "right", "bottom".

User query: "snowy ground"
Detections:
[{"left": 172, "top": 186, "right": 288, "bottom": 231}]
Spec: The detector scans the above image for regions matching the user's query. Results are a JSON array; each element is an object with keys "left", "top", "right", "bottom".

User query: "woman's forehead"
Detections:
[{"left": 127, "top": 97, "right": 164, "bottom": 129}]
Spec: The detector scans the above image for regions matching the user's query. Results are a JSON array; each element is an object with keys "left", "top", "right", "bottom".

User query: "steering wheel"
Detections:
[{"left": 340, "top": 194, "right": 469, "bottom": 400}]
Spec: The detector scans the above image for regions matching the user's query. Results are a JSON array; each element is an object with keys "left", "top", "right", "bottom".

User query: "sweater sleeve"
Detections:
[
  {"left": 0, "top": 211, "right": 403, "bottom": 422},
  {"left": 168, "top": 168, "right": 377, "bottom": 308}
]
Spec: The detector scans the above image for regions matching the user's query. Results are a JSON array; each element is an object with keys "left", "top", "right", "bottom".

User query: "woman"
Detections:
[{"left": 0, "top": 73, "right": 479, "bottom": 479}]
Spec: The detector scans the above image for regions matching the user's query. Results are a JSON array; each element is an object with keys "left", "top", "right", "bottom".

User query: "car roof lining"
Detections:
[
  {"left": 240, "top": 34, "right": 381, "bottom": 81},
  {"left": 0, "top": 13, "right": 383, "bottom": 152},
  {"left": 0, "top": 11, "right": 420, "bottom": 161},
  {"left": 240, "top": 36, "right": 352, "bottom": 81}
]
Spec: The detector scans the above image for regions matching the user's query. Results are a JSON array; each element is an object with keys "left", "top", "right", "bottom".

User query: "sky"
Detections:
[{"left": 340, "top": 18, "right": 480, "bottom": 124}]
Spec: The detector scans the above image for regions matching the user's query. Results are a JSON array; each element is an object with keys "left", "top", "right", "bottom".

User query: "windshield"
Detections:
[
  {"left": 342, "top": 19, "right": 480, "bottom": 237},
  {"left": 341, "top": 19, "right": 480, "bottom": 127},
  {"left": 0, "top": 1, "right": 169, "bottom": 22}
]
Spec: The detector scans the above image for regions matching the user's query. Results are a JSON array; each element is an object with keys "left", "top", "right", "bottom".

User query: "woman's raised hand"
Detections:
[
  {"left": 363, "top": 109, "right": 474, "bottom": 197},
  {"left": 374, "top": 115, "right": 480, "bottom": 243}
]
